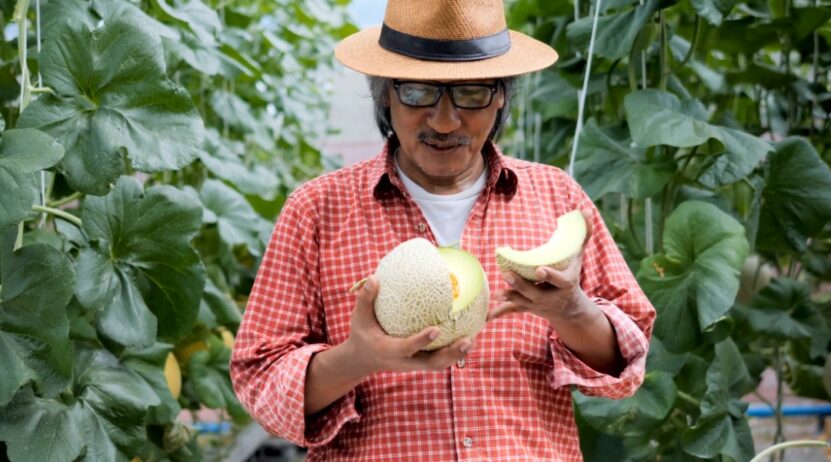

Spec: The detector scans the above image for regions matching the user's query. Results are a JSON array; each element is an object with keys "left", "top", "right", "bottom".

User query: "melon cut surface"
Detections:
[
  {"left": 371, "top": 238, "right": 489, "bottom": 351},
  {"left": 495, "top": 209, "right": 587, "bottom": 281}
]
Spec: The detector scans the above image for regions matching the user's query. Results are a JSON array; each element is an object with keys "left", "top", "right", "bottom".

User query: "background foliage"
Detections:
[
  {"left": 0, "top": 0, "right": 354, "bottom": 460},
  {"left": 506, "top": 0, "right": 831, "bottom": 459}
]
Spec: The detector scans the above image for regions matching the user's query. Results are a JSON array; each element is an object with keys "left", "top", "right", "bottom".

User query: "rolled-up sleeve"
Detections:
[
  {"left": 547, "top": 176, "right": 655, "bottom": 398},
  {"left": 230, "top": 188, "right": 360, "bottom": 447}
]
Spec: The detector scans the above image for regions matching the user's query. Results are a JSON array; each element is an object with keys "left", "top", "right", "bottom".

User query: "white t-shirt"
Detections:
[{"left": 396, "top": 157, "right": 487, "bottom": 246}]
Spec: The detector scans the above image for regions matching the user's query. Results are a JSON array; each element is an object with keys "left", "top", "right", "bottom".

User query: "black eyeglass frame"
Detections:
[{"left": 392, "top": 80, "right": 501, "bottom": 110}]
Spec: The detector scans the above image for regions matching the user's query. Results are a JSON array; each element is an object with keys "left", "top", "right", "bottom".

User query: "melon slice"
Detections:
[
  {"left": 495, "top": 209, "right": 587, "bottom": 282},
  {"left": 369, "top": 238, "right": 489, "bottom": 351}
]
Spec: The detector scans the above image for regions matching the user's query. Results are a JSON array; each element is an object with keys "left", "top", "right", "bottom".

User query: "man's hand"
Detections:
[
  {"left": 489, "top": 208, "right": 594, "bottom": 324},
  {"left": 343, "top": 276, "right": 473, "bottom": 376}
]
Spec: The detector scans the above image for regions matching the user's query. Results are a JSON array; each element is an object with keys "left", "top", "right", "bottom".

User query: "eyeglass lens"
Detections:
[{"left": 397, "top": 82, "right": 494, "bottom": 109}]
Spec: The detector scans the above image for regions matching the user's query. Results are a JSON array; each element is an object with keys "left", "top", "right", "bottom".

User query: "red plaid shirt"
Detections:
[{"left": 231, "top": 142, "right": 655, "bottom": 461}]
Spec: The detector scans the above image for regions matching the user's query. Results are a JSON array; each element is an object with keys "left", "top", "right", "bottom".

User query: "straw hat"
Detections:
[{"left": 335, "top": 0, "right": 559, "bottom": 80}]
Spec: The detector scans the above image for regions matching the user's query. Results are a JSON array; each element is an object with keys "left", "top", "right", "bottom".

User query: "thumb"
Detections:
[{"left": 354, "top": 276, "right": 379, "bottom": 313}]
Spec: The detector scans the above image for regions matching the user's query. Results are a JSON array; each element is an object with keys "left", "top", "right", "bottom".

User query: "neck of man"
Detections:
[{"left": 395, "top": 148, "right": 486, "bottom": 195}]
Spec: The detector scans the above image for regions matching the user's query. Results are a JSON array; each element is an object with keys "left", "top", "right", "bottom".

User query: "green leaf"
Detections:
[
  {"left": 202, "top": 276, "right": 242, "bottom": 328},
  {"left": 0, "top": 233, "right": 75, "bottom": 406},
  {"left": 646, "top": 337, "right": 688, "bottom": 376},
  {"left": 200, "top": 179, "right": 270, "bottom": 257},
  {"left": 734, "top": 277, "right": 825, "bottom": 339},
  {"left": 0, "top": 346, "right": 159, "bottom": 462},
  {"left": 122, "top": 343, "right": 181, "bottom": 424},
  {"left": 18, "top": 20, "right": 204, "bottom": 195},
  {"left": 188, "top": 337, "right": 248, "bottom": 424},
  {"left": 76, "top": 177, "right": 205, "bottom": 347},
  {"left": 0, "top": 129, "right": 65, "bottom": 229},
  {"left": 573, "top": 371, "right": 676, "bottom": 437},
  {"left": 638, "top": 201, "right": 749, "bottom": 352},
  {"left": 573, "top": 119, "right": 675, "bottom": 200},
  {"left": 691, "top": 0, "right": 738, "bottom": 26},
  {"left": 199, "top": 129, "right": 280, "bottom": 198},
  {"left": 682, "top": 340, "right": 754, "bottom": 461},
  {"left": 152, "top": 0, "right": 221, "bottom": 45},
  {"left": 755, "top": 138, "right": 831, "bottom": 253},
  {"left": 625, "top": 90, "right": 772, "bottom": 185},
  {"left": 566, "top": 0, "right": 661, "bottom": 60}
]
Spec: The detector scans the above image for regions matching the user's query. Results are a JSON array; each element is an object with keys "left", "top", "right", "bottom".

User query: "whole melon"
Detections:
[{"left": 371, "top": 238, "right": 489, "bottom": 351}]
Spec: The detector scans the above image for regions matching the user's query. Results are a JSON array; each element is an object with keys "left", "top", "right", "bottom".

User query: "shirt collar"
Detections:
[{"left": 371, "top": 140, "right": 518, "bottom": 201}]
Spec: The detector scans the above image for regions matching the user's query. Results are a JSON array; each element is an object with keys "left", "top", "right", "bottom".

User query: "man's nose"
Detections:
[{"left": 426, "top": 92, "right": 462, "bottom": 134}]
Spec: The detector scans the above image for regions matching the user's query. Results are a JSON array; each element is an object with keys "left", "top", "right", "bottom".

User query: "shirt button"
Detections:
[
  {"left": 462, "top": 437, "right": 473, "bottom": 448},
  {"left": 417, "top": 222, "right": 426, "bottom": 232},
  {"left": 456, "top": 358, "right": 466, "bottom": 368}
]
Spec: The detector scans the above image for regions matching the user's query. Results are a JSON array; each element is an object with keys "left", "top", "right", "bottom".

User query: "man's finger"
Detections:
[
  {"left": 581, "top": 208, "right": 594, "bottom": 246},
  {"left": 400, "top": 326, "right": 442, "bottom": 356},
  {"left": 534, "top": 266, "right": 572, "bottom": 289},
  {"left": 354, "top": 276, "right": 379, "bottom": 313}
]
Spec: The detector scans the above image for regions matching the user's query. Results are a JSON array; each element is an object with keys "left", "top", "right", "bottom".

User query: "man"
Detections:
[{"left": 230, "top": 0, "right": 656, "bottom": 460}]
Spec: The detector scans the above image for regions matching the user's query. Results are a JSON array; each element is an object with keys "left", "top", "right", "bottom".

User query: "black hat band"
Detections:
[{"left": 378, "top": 24, "right": 511, "bottom": 62}]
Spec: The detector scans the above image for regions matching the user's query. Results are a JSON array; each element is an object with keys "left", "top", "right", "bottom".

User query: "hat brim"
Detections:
[{"left": 335, "top": 26, "right": 558, "bottom": 80}]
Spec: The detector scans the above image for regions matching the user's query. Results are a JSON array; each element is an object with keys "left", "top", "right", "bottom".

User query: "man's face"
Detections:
[{"left": 388, "top": 79, "right": 505, "bottom": 190}]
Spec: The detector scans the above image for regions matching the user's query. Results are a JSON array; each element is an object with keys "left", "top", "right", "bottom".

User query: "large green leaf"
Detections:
[
  {"left": 734, "top": 277, "right": 826, "bottom": 340},
  {"left": 18, "top": 19, "right": 204, "bottom": 195},
  {"left": 573, "top": 371, "right": 676, "bottom": 437},
  {"left": 755, "top": 138, "right": 831, "bottom": 253},
  {"left": 681, "top": 340, "right": 754, "bottom": 461},
  {"left": 625, "top": 90, "right": 772, "bottom": 185},
  {"left": 573, "top": 119, "right": 675, "bottom": 200},
  {"left": 0, "top": 346, "right": 159, "bottom": 462},
  {"left": 122, "top": 343, "right": 181, "bottom": 424},
  {"left": 566, "top": 0, "right": 661, "bottom": 60},
  {"left": 0, "top": 129, "right": 64, "bottom": 229},
  {"left": 76, "top": 177, "right": 205, "bottom": 347},
  {"left": 638, "top": 201, "right": 749, "bottom": 353},
  {"left": 200, "top": 179, "right": 271, "bottom": 257},
  {"left": 0, "top": 232, "right": 75, "bottom": 406}
]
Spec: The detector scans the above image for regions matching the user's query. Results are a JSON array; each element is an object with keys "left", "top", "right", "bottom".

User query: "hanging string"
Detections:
[
  {"left": 36, "top": 0, "right": 48, "bottom": 228},
  {"left": 567, "top": 0, "right": 603, "bottom": 177},
  {"left": 638, "top": 0, "right": 654, "bottom": 254}
]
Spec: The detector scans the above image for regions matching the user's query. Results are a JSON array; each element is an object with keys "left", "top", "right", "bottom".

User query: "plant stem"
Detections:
[
  {"left": 670, "top": 16, "right": 700, "bottom": 75},
  {"left": 49, "top": 192, "right": 82, "bottom": 208},
  {"left": 658, "top": 11, "right": 668, "bottom": 91},
  {"left": 676, "top": 390, "right": 701, "bottom": 408},
  {"left": 31, "top": 205, "right": 82, "bottom": 227},
  {"left": 772, "top": 344, "right": 785, "bottom": 462},
  {"left": 751, "top": 440, "right": 829, "bottom": 462}
]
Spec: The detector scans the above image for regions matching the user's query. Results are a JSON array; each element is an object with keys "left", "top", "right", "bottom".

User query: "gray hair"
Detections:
[{"left": 368, "top": 76, "right": 517, "bottom": 143}]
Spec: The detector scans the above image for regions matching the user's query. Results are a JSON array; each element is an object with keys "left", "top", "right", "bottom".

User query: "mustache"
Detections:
[{"left": 418, "top": 131, "right": 471, "bottom": 146}]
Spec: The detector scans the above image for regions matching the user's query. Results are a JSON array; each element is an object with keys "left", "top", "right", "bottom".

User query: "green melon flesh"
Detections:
[
  {"left": 495, "top": 209, "right": 587, "bottom": 281},
  {"left": 437, "top": 247, "right": 486, "bottom": 314}
]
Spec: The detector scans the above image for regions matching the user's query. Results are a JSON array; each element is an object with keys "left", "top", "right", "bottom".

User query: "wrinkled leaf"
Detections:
[
  {"left": 0, "top": 346, "right": 159, "bottom": 462},
  {"left": 0, "top": 129, "right": 64, "bottom": 229},
  {"left": 18, "top": 20, "right": 203, "bottom": 195},
  {"left": 188, "top": 336, "right": 248, "bottom": 423},
  {"left": 200, "top": 179, "right": 271, "bottom": 257},
  {"left": 574, "top": 371, "right": 676, "bottom": 437},
  {"left": 638, "top": 201, "right": 749, "bottom": 352},
  {"left": 0, "top": 232, "right": 75, "bottom": 406},
  {"left": 76, "top": 177, "right": 205, "bottom": 347},
  {"left": 573, "top": 119, "right": 675, "bottom": 199},
  {"left": 122, "top": 343, "right": 181, "bottom": 424},
  {"left": 625, "top": 90, "right": 771, "bottom": 185},
  {"left": 755, "top": 138, "right": 831, "bottom": 253},
  {"left": 734, "top": 277, "right": 825, "bottom": 339},
  {"left": 199, "top": 129, "right": 280, "bottom": 198}
]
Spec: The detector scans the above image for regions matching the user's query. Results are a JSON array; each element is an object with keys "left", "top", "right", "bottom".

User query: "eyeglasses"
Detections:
[{"left": 392, "top": 80, "right": 499, "bottom": 110}]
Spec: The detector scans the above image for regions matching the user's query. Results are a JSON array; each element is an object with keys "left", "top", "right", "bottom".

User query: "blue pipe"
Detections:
[
  {"left": 193, "top": 421, "right": 233, "bottom": 434},
  {"left": 747, "top": 404, "right": 831, "bottom": 418}
]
